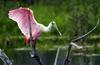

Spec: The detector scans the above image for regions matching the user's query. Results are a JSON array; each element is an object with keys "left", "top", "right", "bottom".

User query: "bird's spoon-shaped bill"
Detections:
[{"left": 52, "top": 21, "right": 62, "bottom": 36}]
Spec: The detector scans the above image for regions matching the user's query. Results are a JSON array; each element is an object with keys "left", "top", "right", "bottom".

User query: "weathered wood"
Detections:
[{"left": 0, "top": 49, "right": 12, "bottom": 65}]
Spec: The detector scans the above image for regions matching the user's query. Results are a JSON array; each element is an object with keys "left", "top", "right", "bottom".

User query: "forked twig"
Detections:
[{"left": 64, "top": 19, "right": 99, "bottom": 65}]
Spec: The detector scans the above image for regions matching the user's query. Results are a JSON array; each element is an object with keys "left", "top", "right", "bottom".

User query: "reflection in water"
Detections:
[
  {"left": 0, "top": 49, "right": 100, "bottom": 65},
  {"left": 72, "top": 54, "right": 100, "bottom": 65},
  {"left": 78, "top": 54, "right": 84, "bottom": 65},
  {"left": 89, "top": 56, "right": 94, "bottom": 65}
]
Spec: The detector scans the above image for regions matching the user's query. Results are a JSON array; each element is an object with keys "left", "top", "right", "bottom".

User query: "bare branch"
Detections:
[{"left": 72, "top": 19, "right": 99, "bottom": 42}]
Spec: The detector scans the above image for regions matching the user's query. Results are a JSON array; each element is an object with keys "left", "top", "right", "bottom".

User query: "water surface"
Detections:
[{"left": 0, "top": 49, "right": 100, "bottom": 65}]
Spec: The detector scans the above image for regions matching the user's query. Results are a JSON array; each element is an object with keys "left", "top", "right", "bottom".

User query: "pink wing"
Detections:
[{"left": 8, "top": 7, "right": 37, "bottom": 35}]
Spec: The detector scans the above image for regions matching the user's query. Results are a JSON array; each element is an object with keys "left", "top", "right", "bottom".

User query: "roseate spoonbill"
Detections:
[{"left": 8, "top": 7, "right": 61, "bottom": 65}]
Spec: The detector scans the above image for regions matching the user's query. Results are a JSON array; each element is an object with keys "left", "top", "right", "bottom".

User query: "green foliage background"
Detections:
[{"left": 0, "top": 0, "right": 100, "bottom": 50}]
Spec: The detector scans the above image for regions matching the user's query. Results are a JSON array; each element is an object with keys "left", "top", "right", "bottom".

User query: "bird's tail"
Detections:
[{"left": 25, "top": 36, "right": 30, "bottom": 45}]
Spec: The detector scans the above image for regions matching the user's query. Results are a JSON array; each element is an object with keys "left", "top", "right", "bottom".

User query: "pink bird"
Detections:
[{"left": 8, "top": 7, "right": 61, "bottom": 58}]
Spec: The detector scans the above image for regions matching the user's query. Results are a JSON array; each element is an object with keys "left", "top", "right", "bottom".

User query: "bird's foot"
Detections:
[{"left": 30, "top": 51, "right": 36, "bottom": 58}]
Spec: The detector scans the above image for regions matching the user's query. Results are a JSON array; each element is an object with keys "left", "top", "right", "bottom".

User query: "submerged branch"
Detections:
[{"left": 0, "top": 49, "right": 12, "bottom": 65}]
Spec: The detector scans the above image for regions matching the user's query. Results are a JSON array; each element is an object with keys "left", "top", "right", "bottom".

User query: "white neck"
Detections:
[
  {"left": 38, "top": 22, "right": 53, "bottom": 32},
  {"left": 34, "top": 19, "right": 39, "bottom": 24}
]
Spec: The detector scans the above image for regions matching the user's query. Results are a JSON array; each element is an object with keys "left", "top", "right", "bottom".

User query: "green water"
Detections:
[{"left": 0, "top": 49, "right": 100, "bottom": 65}]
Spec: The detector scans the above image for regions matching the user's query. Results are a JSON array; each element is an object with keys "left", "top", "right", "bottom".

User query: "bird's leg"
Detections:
[
  {"left": 28, "top": 14, "right": 43, "bottom": 65},
  {"left": 30, "top": 40, "right": 43, "bottom": 65},
  {"left": 30, "top": 48, "right": 36, "bottom": 58},
  {"left": 30, "top": 39, "right": 36, "bottom": 58}
]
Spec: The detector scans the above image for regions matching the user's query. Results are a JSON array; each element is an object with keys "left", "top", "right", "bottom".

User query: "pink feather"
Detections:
[{"left": 8, "top": 7, "right": 41, "bottom": 45}]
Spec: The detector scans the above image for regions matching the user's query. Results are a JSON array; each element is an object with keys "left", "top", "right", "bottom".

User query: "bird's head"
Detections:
[{"left": 51, "top": 21, "right": 62, "bottom": 36}]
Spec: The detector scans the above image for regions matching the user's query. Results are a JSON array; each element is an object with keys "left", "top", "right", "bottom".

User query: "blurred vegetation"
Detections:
[{"left": 0, "top": 0, "right": 100, "bottom": 50}]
